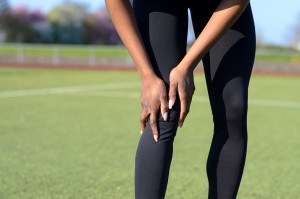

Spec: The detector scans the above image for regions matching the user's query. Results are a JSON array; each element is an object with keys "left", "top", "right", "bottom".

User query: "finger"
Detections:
[
  {"left": 140, "top": 108, "right": 148, "bottom": 134},
  {"left": 168, "top": 82, "right": 177, "bottom": 109},
  {"left": 178, "top": 89, "right": 188, "bottom": 128},
  {"left": 181, "top": 95, "right": 193, "bottom": 127},
  {"left": 149, "top": 109, "right": 159, "bottom": 142},
  {"left": 159, "top": 92, "right": 168, "bottom": 121}
]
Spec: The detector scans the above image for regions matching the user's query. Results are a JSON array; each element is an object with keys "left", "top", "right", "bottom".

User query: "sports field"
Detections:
[
  {"left": 0, "top": 67, "right": 299, "bottom": 199},
  {"left": 1, "top": 44, "right": 300, "bottom": 63}
]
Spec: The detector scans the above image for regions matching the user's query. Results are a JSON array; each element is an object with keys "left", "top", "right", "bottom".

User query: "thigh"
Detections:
[
  {"left": 190, "top": 4, "right": 256, "bottom": 115},
  {"left": 133, "top": 0, "right": 189, "bottom": 84}
]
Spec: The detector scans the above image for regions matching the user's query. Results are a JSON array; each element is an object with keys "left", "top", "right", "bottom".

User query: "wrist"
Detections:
[
  {"left": 140, "top": 71, "right": 158, "bottom": 82},
  {"left": 179, "top": 47, "right": 205, "bottom": 73},
  {"left": 177, "top": 61, "right": 195, "bottom": 76},
  {"left": 138, "top": 67, "right": 156, "bottom": 80}
]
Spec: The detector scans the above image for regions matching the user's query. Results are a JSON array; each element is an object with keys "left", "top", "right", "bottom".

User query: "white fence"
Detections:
[
  {"left": 0, "top": 43, "right": 135, "bottom": 68},
  {"left": 1, "top": 43, "right": 300, "bottom": 74}
]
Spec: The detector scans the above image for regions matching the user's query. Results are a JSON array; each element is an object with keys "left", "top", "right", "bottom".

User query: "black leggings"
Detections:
[{"left": 133, "top": 0, "right": 256, "bottom": 198}]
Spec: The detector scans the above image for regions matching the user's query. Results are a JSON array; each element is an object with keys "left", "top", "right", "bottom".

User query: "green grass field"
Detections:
[
  {"left": 0, "top": 44, "right": 300, "bottom": 63},
  {"left": 0, "top": 67, "right": 299, "bottom": 199},
  {"left": 0, "top": 45, "right": 129, "bottom": 58}
]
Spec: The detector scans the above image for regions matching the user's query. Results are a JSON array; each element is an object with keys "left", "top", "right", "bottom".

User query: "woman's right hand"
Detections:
[{"left": 140, "top": 74, "right": 169, "bottom": 142}]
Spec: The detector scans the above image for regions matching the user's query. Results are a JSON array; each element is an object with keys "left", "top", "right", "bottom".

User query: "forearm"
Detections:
[
  {"left": 105, "top": 0, "right": 155, "bottom": 78},
  {"left": 179, "top": 0, "right": 250, "bottom": 72}
]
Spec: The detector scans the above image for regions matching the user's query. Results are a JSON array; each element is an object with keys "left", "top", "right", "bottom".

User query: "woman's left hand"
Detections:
[{"left": 168, "top": 66, "right": 195, "bottom": 128}]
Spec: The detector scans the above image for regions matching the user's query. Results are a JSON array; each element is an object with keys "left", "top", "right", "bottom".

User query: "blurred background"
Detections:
[
  {"left": 0, "top": 0, "right": 300, "bottom": 71},
  {"left": 0, "top": 0, "right": 299, "bottom": 199}
]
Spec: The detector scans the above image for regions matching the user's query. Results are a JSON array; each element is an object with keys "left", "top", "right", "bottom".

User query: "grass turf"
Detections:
[
  {"left": 0, "top": 45, "right": 129, "bottom": 58},
  {"left": 0, "top": 68, "right": 299, "bottom": 199},
  {"left": 0, "top": 44, "right": 300, "bottom": 63}
]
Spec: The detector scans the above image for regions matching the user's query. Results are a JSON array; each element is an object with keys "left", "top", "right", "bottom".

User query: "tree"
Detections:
[
  {"left": 47, "top": 1, "right": 88, "bottom": 44},
  {"left": 82, "top": 14, "right": 107, "bottom": 44},
  {"left": 0, "top": 1, "right": 121, "bottom": 45},
  {"left": 0, "top": 6, "right": 43, "bottom": 43},
  {"left": 0, "top": 0, "right": 9, "bottom": 14},
  {"left": 82, "top": 7, "right": 120, "bottom": 45},
  {"left": 0, "top": 0, "right": 9, "bottom": 41}
]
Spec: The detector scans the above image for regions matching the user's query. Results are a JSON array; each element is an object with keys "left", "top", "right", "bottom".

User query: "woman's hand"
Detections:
[
  {"left": 140, "top": 74, "right": 169, "bottom": 142},
  {"left": 168, "top": 66, "right": 195, "bottom": 128}
]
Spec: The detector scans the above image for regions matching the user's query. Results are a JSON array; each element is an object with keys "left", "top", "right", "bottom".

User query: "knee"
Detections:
[
  {"left": 222, "top": 98, "right": 248, "bottom": 139},
  {"left": 158, "top": 98, "right": 180, "bottom": 123},
  {"left": 155, "top": 100, "right": 181, "bottom": 141},
  {"left": 225, "top": 98, "right": 248, "bottom": 123}
]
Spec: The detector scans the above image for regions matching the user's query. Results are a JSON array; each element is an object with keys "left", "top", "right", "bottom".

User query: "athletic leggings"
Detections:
[{"left": 133, "top": 0, "right": 256, "bottom": 198}]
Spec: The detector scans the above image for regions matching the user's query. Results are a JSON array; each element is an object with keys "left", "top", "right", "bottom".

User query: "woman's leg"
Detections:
[
  {"left": 133, "top": 1, "right": 188, "bottom": 198},
  {"left": 190, "top": 4, "right": 256, "bottom": 199}
]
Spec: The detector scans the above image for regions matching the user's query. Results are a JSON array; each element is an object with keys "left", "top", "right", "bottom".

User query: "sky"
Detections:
[{"left": 9, "top": 0, "right": 300, "bottom": 46}]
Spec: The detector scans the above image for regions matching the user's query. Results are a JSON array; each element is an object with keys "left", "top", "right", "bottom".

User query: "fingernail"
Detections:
[
  {"left": 169, "top": 100, "right": 173, "bottom": 109},
  {"left": 163, "top": 112, "right": 168, "bottom": 121},
  {"left": 153, "top": 135, "right": 158, "bottom": 142},
  {"left": 140, "top": 130, "right": 143, "bottom": 135},
  {"left": 178, "top": 122, "right": 183, "bottom": 128}
]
